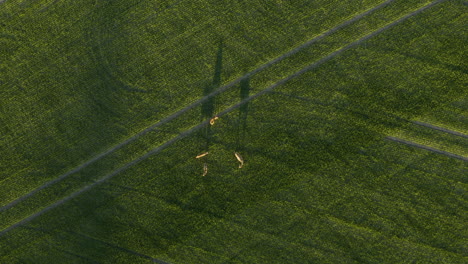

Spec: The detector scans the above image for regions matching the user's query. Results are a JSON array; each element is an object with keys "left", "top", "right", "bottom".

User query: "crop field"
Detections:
[
  {"left": 0, "top": 0, "right": 467, "bottom": 263},
  {"left": 0, "top": 0, "right": 392, "bottom": 206}
]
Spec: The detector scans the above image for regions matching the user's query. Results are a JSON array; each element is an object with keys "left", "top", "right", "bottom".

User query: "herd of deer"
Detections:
[
  {"left": 195, "top": 116, "right": 245, "bottom": 176},
  {"left": 196, "top": 151, "right": 244, "bottom": 176}
]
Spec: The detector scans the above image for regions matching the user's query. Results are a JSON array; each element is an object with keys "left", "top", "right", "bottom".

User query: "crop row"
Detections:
[
  {"left": 417, "top": 97, "right": 468, "bottom": 135},
  {"left": 389, "top": 123, "right": 468, "bottom": 156}
]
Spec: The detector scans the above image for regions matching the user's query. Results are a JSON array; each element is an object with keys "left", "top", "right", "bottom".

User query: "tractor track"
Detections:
[
  {"left": 412, "top": 121, "right": 468, "bottom": 139},
  {"left": 386, "top": 136, "right": 468, "bottom": 161}
]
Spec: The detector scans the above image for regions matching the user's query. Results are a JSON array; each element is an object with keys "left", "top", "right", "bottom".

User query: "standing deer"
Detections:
[{"left": 234, "top": 152, "right": 244, "bottom": 168}]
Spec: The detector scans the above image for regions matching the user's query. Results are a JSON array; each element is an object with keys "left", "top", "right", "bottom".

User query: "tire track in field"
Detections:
[
  {"left": 412, "top": 121, "right": 468, "bottom": 139},
  {"left": 386, "top": 136, "right": 468, "bottom": 161},
  {"left": 268, "top": 90, "right": 416, "bottom": 125},
  {"left": 0, "top": 0, "right": 395, "bottom": 212},
  {"left": 0, "top": 0, "right": 446, "bottom": 237},
  {"left": 271, "top": 92, "right": 468, "bottom": 158}
]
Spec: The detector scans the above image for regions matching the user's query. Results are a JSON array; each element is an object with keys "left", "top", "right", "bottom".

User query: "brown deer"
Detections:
[{"left": 234, "top": 152, "right": 244, "bottom": 168}]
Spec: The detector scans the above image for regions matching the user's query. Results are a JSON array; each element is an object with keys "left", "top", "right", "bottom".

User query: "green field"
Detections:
[{"left": 0, "top": 0, "right": 467, "bottom": 263}]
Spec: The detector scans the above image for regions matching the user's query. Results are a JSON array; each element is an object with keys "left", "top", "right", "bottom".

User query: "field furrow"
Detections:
[
  {"left": 386, "top": 136, "right": 468, "bottom": 161},
  {"left": 412, "top": 121, "right": 468, "bottom": 139}
]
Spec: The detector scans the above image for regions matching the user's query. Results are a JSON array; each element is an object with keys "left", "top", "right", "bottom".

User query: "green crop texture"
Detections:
[{"left": 0, "top": 0, "right": 467, "bottom": 263}]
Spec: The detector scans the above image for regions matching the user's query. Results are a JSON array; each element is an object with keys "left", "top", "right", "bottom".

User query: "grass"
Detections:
[
  {"left": 417, "top": 98, "right": 468, "bottom": 135},
  {"left": 1, "top": 0, "right": 467, "bottom": 263},
  {"left": 0, "top": 0, "right": 402, "bottom": 212},
  {"left": 0, "top": 0, "right": 388, "bottom": 203}
]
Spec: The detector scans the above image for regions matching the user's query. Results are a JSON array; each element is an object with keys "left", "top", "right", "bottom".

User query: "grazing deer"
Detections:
[
  {"left": 234, "top": 152, "right": 244, "bottom": 168},
  {"left": 202, "top": 163, "right": 208, "bottom": 176},
  {"left": 210, "top": 116, "right": 219, "bottom": 125},
  {"left": 195, "top": 152, "right": 209, "bottom": 159}
]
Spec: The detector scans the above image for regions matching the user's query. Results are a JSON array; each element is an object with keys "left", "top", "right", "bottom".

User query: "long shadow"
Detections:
[
  {"left": 235, "top": 78, "right": 250, "bottom": 152},
  {"left": 200, "top": 40, "right": 224, "bottom": 153}
]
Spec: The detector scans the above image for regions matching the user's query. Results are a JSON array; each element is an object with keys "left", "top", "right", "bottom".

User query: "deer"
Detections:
[
  {"left": 195, "top": 152, "right": 209, "bottom": 159},
  {"left": 234, "top": 152, "right": 244, "bottom": 168},
  {"left": 210, "top": 116, "right": 219, "bottom": 125},
  {"left": 202, "top": 163, "right": 208, "bottom": 176}
]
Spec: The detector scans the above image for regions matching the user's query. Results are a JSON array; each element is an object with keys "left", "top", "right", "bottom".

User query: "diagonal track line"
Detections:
[
  {"left": 0, "top": 0, "right": 396, "bottom": 212},
  {"left": 0, "top": 0, "right": 447, "bottom": 237},
  {"left": 386, "top": 136, "right": 468, "bottom": 161},
  {"left": 412, "top": 121, "right": 468, "bottom": 139}
]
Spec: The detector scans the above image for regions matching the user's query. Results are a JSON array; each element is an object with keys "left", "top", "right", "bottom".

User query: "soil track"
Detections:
[
  {"left": 412, "top": 121, "right": 468, "bottom": 139},
  {"left": 386, "top": 136, "right": 468, "bottom": 161}
]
